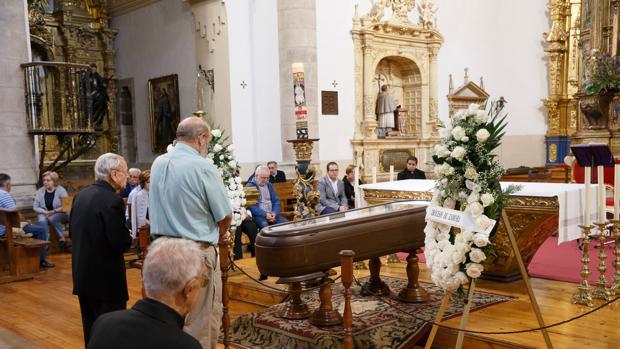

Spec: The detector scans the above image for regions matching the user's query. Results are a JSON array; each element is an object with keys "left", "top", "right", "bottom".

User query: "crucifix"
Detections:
[
  {"left": 240, "top": 81, "right": 247, "bottom": 89},
  {"left": 374, "top": 74, "right": 386, "bottom": 89},
  {"left": 331, "top": 80, "right": 338, "bottom": 88}
]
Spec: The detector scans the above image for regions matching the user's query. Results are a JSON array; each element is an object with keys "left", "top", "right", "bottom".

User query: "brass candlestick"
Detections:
[
  {"left": 591, "top": 222, "right": 613, "bottom": 301},
  {"left": 572, "top": 225, "right": 594, "bottom": 307},
  {"left": 610, "top": 220, "right": 620, "bottom": 295}
]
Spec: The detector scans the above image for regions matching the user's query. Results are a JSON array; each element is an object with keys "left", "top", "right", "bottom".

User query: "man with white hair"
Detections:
[
  {"left": 87, "top": 238, "right": 203, "bottom": 349},
  {"left": 245, "top": 165, "right": 288, "bottom": 229},
  {"left": 71, "top": 153, "right": 133, "bottom": 345},
  {"left": 120, "top": 167, "right": 141, "bottom": 198},
  {"left": 150, "top": 116, "right": 232, "bottom": 349}
]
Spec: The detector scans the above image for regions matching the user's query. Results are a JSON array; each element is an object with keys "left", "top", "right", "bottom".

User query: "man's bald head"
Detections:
[{"left": 176, "top": 117, "right": 211, "bottom": 142}]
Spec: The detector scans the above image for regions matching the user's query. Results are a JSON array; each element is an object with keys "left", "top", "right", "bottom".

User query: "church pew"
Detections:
[
  {"left": 0, "top": 208, "right": 49, "bottom": 284},
  {"left": 271, "top": 181, "right": 297, "bottom": 221}
]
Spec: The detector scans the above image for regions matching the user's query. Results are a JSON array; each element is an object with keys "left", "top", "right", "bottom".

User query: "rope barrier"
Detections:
[{"left": 229, "top": 260, "right": 620, "bottom": 335}]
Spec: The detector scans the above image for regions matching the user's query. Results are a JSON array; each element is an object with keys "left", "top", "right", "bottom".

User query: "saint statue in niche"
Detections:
[
  {"left": 88, "top": 63, "right": 109, "bottom": 131},
  {"left": 375, "top": 84, "right": 397, "bottom": 138}
]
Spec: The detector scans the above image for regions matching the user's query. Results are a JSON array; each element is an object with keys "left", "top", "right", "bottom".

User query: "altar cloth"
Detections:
[{"left": 360, "top": 179, "right": 599, "bottom": 243}]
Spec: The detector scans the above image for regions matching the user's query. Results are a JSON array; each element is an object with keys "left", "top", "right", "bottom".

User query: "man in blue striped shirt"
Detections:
[{"left": 0, "top": 173, "right": 54, "bottom": 268}]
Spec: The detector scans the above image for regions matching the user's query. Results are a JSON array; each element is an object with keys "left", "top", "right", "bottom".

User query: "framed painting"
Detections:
[{"left": 148, "top": 74, "right": 180, "bottom": 153}]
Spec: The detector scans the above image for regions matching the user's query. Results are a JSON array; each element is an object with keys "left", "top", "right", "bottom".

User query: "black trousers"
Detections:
[
  {"left": 234, "top": 218, "right": 258, "bottom": 260},
  {"left": 78, "top": 295, "right": 126, "bottom": 346}
]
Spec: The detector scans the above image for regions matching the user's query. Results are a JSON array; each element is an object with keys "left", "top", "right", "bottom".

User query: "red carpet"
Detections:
[{"left": 407, "top": 236, "right": 616, "bottom": 284}]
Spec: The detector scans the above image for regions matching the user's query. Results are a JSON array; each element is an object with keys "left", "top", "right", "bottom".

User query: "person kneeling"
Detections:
[{"left": 87, "top": 238, "right": 204, "bottom": 349}]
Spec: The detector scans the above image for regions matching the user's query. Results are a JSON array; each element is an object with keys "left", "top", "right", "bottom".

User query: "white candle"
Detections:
[
  {"left": 615, "top": 164, "right": 620, "bottom": 220},
  {"left": 598, "top": 166, "right": 605, "bottom": 223},
  {"left": 585, "top": 167, "right": 591, "bottom": 227},
  {"left": 372, "top": 166, "right": 377, "bottom": 183},
  {"left": 389, "top": 165, "right": 394, "bottom": 181}
]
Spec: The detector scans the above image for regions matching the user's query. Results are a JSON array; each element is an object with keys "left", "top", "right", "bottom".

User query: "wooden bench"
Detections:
[
  {"left": 0, "top": 209, "right": 49, "bottom": 284},
  {"left": 272, "top": 181, "right": 297, "bottom": 221}
]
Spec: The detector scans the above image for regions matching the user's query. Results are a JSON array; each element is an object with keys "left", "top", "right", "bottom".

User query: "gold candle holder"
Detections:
[
  {"left": 572, "top": 225, "right": 594, "bottom": 307},
  {"left": 591, "top": 222, "right": 613, "bottom": 301},
  {"left": 610, "top": 220, "right": 620, "bottom": 295}
]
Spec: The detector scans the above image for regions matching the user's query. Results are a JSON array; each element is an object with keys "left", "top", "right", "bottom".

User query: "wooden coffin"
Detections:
[{"left": 255, "top": 201, "right": 427, "bottom": 278}]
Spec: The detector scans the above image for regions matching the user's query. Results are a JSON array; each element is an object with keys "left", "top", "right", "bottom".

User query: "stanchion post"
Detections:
[
  {"left": 501, "top": 210, "right": 554, "bottom": 349},
  {"left": 340, "top": 250, "right": 355, "bottom": 349},
  {"left": 219, "top": 234, "right": 231, "bottom": 348}
]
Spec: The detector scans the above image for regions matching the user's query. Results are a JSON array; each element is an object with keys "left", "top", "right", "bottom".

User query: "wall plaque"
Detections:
[{"left": 321, "top": 91, "right": 338, "bottom": 115}]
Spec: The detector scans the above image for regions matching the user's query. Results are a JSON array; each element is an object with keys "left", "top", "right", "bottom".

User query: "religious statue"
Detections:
[
  {"left": 375, "top": 84, "right": 397, "bottom": 138},
  {"left": 364, "top": 0, "right": 389, "bottom": 23},
  {"left": 391, "top": 0, "right": 415, "bottom": 23},
  {"left": 417, "top": 0, "right": 437, "bottom": 29},
  {"left": 87, "top": 64, "right": 109, "bottom": 131}
]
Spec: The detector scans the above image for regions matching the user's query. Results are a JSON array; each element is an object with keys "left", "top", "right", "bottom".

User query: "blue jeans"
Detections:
[
  {"left": 253, "top": 214, "right": 288, "bottom": 230},
  {"left": 321, "top": 206, "right": 338, "bottom": 215},
  {"left": 23, "top": 223, "right": 48, "bottom": 262},
  {"left": 37, "top": 212, "right": 68, "bottom": 240}
]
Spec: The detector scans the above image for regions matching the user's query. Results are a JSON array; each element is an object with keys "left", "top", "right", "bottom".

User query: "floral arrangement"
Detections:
[
  {"left": 424, "top": 102, "right": 520, "bottom": 293},
  {"left": 584, "top": 51, "right": 620, "bottom": 95},
  {"left": 167, "top": 126, "right": 246, "bottom": 227}
]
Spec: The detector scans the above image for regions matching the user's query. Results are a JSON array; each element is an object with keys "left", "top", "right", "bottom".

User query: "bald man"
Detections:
[{"left": 149, "top": 116, "right": 232, "bottom": 349}]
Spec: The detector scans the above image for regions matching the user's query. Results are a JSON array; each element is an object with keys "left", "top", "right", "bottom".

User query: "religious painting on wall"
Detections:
[{"left": 148, "top": 74, "right": 180, "bottom": 153}]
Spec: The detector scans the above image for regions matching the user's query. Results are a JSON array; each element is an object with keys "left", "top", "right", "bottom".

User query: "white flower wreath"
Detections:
[{"left": 424, "top": 102, "right": 519, "bottom": 293}]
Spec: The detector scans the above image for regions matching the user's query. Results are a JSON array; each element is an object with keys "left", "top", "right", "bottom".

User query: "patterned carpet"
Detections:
[{"left": 226, "top": 276, "right": 514, "bottom": 349}]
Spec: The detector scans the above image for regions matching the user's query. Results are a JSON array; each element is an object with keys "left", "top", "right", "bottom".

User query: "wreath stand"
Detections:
[{"left": 424, "top": 209, "right": 554, "bottom": 349}]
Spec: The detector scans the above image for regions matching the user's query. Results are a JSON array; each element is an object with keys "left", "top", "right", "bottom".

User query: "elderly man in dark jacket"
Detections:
[
  {"left": 88, "top": 238, "right": 203, "bottom": 349},
  {"left": 71, "top": 153, "right": 132, "bottom": 345}
]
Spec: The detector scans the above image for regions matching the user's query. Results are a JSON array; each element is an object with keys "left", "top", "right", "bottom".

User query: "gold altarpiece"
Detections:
[
  {"left": 350, "top": 0, "right": 443, "bottom": 182},
  {"left": 27, "top": 0, "right": 118, "bottom": 167}
]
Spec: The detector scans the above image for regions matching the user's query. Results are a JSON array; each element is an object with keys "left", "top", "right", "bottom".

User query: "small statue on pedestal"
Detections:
[{"left": 375, "top": 84, "right": 397, "bottom": 138}]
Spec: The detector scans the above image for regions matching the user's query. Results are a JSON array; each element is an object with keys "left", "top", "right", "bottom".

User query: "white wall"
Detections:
[
  {"left": 227, "top": 0, "right": 282, "bottom": 164},
  {"left": 112, "top": 0, "right": 197, "bottom": 163}
]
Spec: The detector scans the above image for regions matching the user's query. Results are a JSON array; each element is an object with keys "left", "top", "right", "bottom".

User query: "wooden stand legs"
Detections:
[
  {"left": 279, "top": 282, "right": 311, "bottom": 319},
  {"left": 310, "top": 270, "right": 343, "bottom": 327},
  {"left": 361, "top": 257, "right": 391, "bottom": 296},
  {"left": 398, "top": 250, "right": 430, "bottom": 303}
]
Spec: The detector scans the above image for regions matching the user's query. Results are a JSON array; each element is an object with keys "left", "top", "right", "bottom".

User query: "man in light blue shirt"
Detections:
[{"left": 149, "top": 116, "right": 232, "bottom": 349}]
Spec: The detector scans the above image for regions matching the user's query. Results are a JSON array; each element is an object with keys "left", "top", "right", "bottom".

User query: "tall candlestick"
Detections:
[
  {"left": 585, "top": 167, "right": 591, "bottom": 227},
  {"left": 615, "top": 164, "right": 620, "bottom": 220},
  {"left": 389, "top": 165, "right": 394, "bottom": 181},
  {"left": 292, "top": 63, "right": 308, "bottom": 139},
  {"left": 372, "top": 167, "right": 377, "bottom": 184},
  {"left": 598, "top": 166, "right": 605, "bottom": 223}
]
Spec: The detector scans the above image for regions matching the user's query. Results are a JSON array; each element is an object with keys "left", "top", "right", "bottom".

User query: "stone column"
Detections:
[
  {"left": 362, "top": 45, "right": 377, "bottom": 139},
  {"left": 427, "top": 46, "right": 440, "bottom": 137},
  {"left": 277, "top": 0, "right": 319, "bottom": 163},
  {"left": 0, "top": 0, "right": 38, "bottom": 207}
]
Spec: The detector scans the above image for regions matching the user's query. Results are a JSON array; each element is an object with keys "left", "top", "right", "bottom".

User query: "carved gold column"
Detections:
[
  {"left": 362, "top": 44, "right": 378, "bottom": 139},
  {"left": 544, "top": 0, "right": 580, "bottom": 165}
]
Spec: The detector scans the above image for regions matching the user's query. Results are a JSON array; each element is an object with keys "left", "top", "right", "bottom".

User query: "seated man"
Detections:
[
  {"left": 316, "top": 162, "right": 348, "bottom": 215},
  {"left": 87, "top": 238, "right": 203, "bottom": 349},
  {"left": 267, "top": 161, "right": 286, "bottom": 183},
  {"left": 397, "top": 156, "right": 426, "bottom": 180},
  {"left": 0, "top": 173, "right": 54, "bottom": 268},
  {"left": 246, "top": 165, "right": 288, "bottom": 229}
]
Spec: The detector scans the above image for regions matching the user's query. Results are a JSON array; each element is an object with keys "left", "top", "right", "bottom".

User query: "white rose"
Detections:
[
  {"left": 227, "top": 144, "right": 235, "bottom": 151},
  {"left": 437, "top": 231, "right": 451, "bottom": 241},
  {"left": 228, "top": 160, "right": 237, "bottom": 168},
  {"left": 219, "top": 155, "right": 225, "bottom": 160},
  {"left": 455, "top": 271, "right": 469, "bottom": 285},
  {"left": 466, "top": 262, "right": 484, "bottom": 278},
  {"left": 464, "top": 167, "right": 477, "bottom": 180},
  {"left": 461, "top": 136, "right": 469, "bottom": 142},
  {"left": 458, "top": 191, "right": 468, "bottom": 199},
  {"left": 451, "top": 126, "right": 466, "bottom": 141},
  {"left": 438, "top": 240, "right": 451, "bottom": 251},
  {"left": 443, "top": 164, "right": 455, "bottom": 176},
  {"left": 228, "top": 183, "right": 236, "bottom": 190},
  {"left": 228, "top": 178, "right": 236, "bottom": 185},
  {"left": 468, "top": 103, "right": 480, "bottom": 114},
  {"left": 213, "top": 144, "right": 223, "bottom": 153},
  {"left": 467, "top": 192, "right": 480, "bottom": 204},
  {"left": 451, "top": 146, "right": 466, "bottom": 161},
  {"left": 460, "top": 230, "right": 474, "bottom": 243},
  {"left": 211, "top": 129, "right": 222, "bottom": 137},
  {"left": 473, "top": 233, "right": 490, "bottom": 247},
  {"left": 166, "top": 144, "right": 175, "bottom": 152},
  {"left": 469, "top": 248, "right": 487, "bottom": 263},
  {"left": 207, "top": 153, "right": 214, "bottom": 159},
  {"left": 451, "top": 250, "right": 466, "bottom": 265},
  {"left": 206, "top": 158, "right": 214, "bottom": 165},
  {"left": 467, "top": 202, "right": 484, "bottom": 217},
  {"left": 475, "top": 110, "right": 488, "bottom": 123},
  {"left": 476, "top": 128, "right": 490, "bottom": 143},
  {"left": 435, "top": 144, "right": 451, "bottom": 158},
  {"left": 454, "top": 110, "right": 466, "bottom": 121},
  {"left": 480, "top": 193, "right": 495, "bottom": 207}
]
